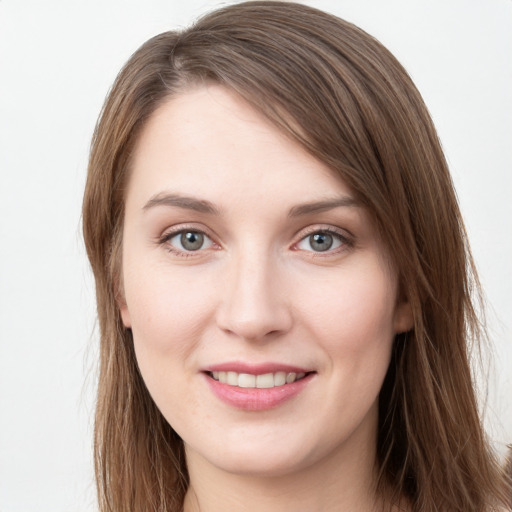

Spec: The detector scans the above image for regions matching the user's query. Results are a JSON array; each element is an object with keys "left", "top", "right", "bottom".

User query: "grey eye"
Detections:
[
  {"left": 296, "top": 231, "right": 344, "bottom": 253},
  {"left": 165, "top": 230, "right": 214, "bottom": 252},
  {"left": 180, "top": 231, "right": 205, "bottom": 251},
  {"left": 309, "top": 233, "right": 333, "bottom": 252}
]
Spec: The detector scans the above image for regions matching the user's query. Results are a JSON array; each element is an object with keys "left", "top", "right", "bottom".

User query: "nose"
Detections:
[{"left": 215, "top": 251, "right": 293, "bottom": 342}]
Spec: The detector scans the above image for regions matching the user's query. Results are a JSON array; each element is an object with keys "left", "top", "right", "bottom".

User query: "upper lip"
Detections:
[{"left": 203, "top": 362, "right": 313, "bottom": 375}]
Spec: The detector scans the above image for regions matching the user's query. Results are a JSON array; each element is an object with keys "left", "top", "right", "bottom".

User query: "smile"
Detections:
[{"left": 209, "top": 371, "right": 307, "bottom": 389}]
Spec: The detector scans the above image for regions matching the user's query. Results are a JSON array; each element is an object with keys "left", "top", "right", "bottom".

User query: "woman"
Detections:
[{"left": 82, "top": 1, "right": 510, "bottom": 510}]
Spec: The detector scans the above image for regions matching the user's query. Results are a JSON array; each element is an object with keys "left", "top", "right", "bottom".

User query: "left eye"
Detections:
[
  {"left": 296, "top": 231, "right": 344, "bottom": 252},
  {"left": 166, "top": 230, "right": 214, "bottom": 252}
]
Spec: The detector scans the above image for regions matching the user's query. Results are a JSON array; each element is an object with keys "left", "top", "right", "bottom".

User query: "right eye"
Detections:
[{"left": 162, "top": 229, "right": 215, "bottom": 254}]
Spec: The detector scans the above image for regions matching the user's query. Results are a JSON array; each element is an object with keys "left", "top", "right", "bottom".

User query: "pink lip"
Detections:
[
  {"left": 202, "top": 362, "right": 315, "bottom": 411},
  {"left": 204, "top": 362, "right": 310, "bottom": 374}
]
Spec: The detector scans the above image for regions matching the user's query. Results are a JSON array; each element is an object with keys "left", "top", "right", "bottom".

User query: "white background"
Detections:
[{"left": 0, "top": 1, "right": 510, "bottom": 510}]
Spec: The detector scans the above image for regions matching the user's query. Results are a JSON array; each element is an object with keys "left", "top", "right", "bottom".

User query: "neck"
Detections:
[{"left": 183, "top": 417, "right": 384, "bottom": 512}]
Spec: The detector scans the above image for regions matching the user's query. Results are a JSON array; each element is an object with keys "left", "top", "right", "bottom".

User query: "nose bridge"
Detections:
[{"left": 216, "top": 244, "right": 291, "bottom": 340}]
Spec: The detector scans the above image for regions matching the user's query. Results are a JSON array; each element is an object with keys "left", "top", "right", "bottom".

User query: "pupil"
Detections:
[
  {"left": 310, "top": 233, "right": 333, "bottom": 252},
  {"left": 181, "top": 232, "right": 204, "bottom": 251}
]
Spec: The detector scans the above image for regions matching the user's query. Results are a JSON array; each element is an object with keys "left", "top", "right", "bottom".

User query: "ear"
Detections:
[
  {"left": 119, "top": 301, "right": 132, "bottom": 329},
  {"left": 114, "top": 274, "right": 132, "bottom": 328},
  {"left": 393, "top": 299, "right": 414, "bottom": 334}
]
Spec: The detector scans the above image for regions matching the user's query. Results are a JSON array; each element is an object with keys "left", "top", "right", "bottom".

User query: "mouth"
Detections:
[
  {"left": 202, "top": 363, "right": 316, "bottom": 410},
  {"left": 206, "top": 370, "right": 311, "bottom": 389}
]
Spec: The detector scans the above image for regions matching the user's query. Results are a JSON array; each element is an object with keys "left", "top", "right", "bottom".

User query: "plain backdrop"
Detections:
[{"left": 0, "top": 1, "right": 510, "bottom": 510}]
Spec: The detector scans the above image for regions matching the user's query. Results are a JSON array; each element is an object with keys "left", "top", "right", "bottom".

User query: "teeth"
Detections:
[
  {"left": 274, "top": 372, "right": 286, "bottom": 386},
  {"left": 238, "top": 373, "right": 256, "bottom": 388},
  {"left": 211, "top": 371, "right": 307, "bottom": 388},
  {"left": 256, "top": 373, "right": 274, "bottom": 388}
]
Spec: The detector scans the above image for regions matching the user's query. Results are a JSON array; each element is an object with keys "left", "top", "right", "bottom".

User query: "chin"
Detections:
[
  {"left": 186, "top": 429, "right": 330, "bottom": 479},
  {"left": 211, "top": 450, "right": 312, "bottom": 478}
]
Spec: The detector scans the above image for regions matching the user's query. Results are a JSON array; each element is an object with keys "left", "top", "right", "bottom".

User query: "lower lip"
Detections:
[{"left": 204, "top": 373, "right": 313, "bottom": 411}]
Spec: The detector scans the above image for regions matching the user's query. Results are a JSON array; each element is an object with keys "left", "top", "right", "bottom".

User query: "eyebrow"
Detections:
[
  {"left": 143, "top": 192, "right": 220, "bottom": 215},
  {"left": 288, "top": 196, "right": 360, "bottom": 217},
  {"left": 142, "top": 192, "right": 359, "bottom": 217}
]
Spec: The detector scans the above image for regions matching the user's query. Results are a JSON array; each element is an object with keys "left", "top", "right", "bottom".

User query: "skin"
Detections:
[{"left": 120, "top": 85, "right": 413, "bottom": 511}]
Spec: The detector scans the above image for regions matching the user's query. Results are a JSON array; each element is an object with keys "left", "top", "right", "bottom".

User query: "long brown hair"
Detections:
[{"left": 82, "top": 2, "right": 510, "bottom": 510}]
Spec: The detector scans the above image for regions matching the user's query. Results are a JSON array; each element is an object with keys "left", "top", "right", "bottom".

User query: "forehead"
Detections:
[{"left": 127, "top": 85, "right": 354, "bottom": 213}]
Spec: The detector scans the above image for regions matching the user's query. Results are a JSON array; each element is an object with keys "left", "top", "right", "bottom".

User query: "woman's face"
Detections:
[{"left": 120, "top": 85, "right": 412, "bottom": 478}]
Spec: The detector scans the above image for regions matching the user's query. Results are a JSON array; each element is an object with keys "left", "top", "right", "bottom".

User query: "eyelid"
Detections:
[
  {"left": 157, "top": 223, "right": 221, "bottom": 256},
  {"left": 291, "top": 225, "right": 353, "bottom": 254},
  {"left": 156, "top": 223, "right": 353, "bottom": 257}
]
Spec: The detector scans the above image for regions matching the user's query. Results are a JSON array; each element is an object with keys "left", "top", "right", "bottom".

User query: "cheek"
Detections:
[
  {"left": 123, "top": 266, "right": 209, "bottom": 419},
  {"left": 122, "top": 260, "right": 219, "bottom": 360},
  {"left": 302, "top": 262, "right": 397, "bottom": 343},
  {"left": 296, "top": 260, "right": 397, "bottom": 386}
]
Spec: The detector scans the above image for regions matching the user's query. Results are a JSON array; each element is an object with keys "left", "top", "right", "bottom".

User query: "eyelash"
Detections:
[
  {"left": 292, "top": 226, "right": 353, "bottom": 256},
  {"left": 157, "top": 225, "right": 353, "bottom": 258},
  {"left": 157, "top": 225, "right": 218, "bottom": 258}
]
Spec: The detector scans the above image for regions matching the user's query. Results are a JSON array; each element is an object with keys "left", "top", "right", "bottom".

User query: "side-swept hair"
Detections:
[{"left": 82, "top": 2, "right": 509, "bottom": 510}]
